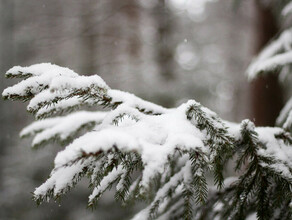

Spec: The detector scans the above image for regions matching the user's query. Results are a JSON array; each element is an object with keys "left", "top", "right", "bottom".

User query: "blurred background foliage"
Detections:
[{"left": 0, "top": 0, "right": 290, "bottom": 219}]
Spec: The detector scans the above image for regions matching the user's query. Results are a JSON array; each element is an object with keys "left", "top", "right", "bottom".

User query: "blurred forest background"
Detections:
[{"left": 0, "top": 0, "right": 289, "bottom": 219}]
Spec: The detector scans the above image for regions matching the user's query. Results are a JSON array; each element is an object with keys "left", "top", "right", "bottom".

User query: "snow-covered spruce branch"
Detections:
[
  {"left": 2, "top": 64, "right": 292, "bottom": 219},
  {"left": 194, "top": 120, "right": 292, "bottom": 220},
  {"left": 2, "top": 63, "right": 168, "bottom": 119},
  {"left": 223, "top": 120, "right": 292, "bottom": 220},
  {"left": 186, "top": 102, "right": 234, "bottom": 188},
  {"left": 247, "top": 28, "right": 292, "bottom": 81},
  {"left": 20, "top": 111, "right": 106, "bottom": 148},
  {"left": 247, "top": 2, "right": 292, "bottom": 82}
]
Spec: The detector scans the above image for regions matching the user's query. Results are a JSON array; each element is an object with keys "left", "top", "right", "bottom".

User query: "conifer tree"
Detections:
[{"left": 2, "top": 2, "right": 292, "bottom": 220}]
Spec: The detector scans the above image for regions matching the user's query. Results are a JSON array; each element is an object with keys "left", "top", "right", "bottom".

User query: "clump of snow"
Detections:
[
  {"left": 213, "top": 202, "right": 223, "bottom": 212},
  {"left": 54, "top": 129, "right": 139, "bottom": 167},
  {"left": 247, "top": 29, "right": 292, "bottom": 80},
  {"left": 89, "top": 165, "right": 124, "bottom": 203},
  {"left": 3, "top": 74, "right": 53, "bottom": 98},
  {"left": 225, "top": 121, "right": 241, "bottom": 140},
  {"left": 4, "top": 62, "right": 292, "bottom": 216},
  {"left": 256, "top": 127, "right": 292, "bottom": 179},
  {"left": 5, "top": 63, "right": 78, "bottom": 78},
  {"left": 283, "top": 110, "right": 292, "bottom": 129},
  {"left": 35, "top": 96, "right": 95, "bottom": 119},
  {"left": 242, "top": 119, "right": 255, "bottom": 131},
  {"left": 100, "top": 104, "right": 143, "bottom": 127},
  {"left": 54, "top": 101, "right": 205, "bottom": 188},
  {"left": 256, "top": 127, "right": 291, "bottom": 162},
  {"left": 248, "top": 51, "right": 292, "bottom": 78},
  {"left": 282, "top": 2, "right": 292, "bottom": 16},
  {"left": 276, "top": 97, "right": 292, "bottom": 126},
  {"left": 50, "top": 75, "right": 109, "bottom": 92},
  {"left": 34, "top": 159, "right": 90, "bottom": 197},
  {"left": 2, "top": 63, "right": 78, "bottom": 99},
  {"left": 151, "top": 161, "right": 189, "bottom": 202},
  {"left": 109, "top": 90, "right": 170, "bottom": 114},
  {"left": 27, "top": 90, "right": 70, "bottom": 113},
  {"left": 20, "top": 117, "right": 62, "bottom": 138},
  {"left": 21, "top": 111, "right": 107, "bottom": 147}
]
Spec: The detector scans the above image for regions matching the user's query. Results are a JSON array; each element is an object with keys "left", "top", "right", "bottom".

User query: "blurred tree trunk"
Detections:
[
  {"left": 249, "top": 0, "right": 284, "bottom": 126},
  {"left": 122, "top": 0, "right": 140, "bottom": 57},
  {"left": 153, "top": 0, "right": 176, "bottom": 81},
  {"left": 80, "top": 1, "right": 97, "bottom": 75}
]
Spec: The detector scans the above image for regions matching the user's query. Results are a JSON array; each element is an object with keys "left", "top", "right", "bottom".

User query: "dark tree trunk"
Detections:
[
  {"left": 153, "top": 0, "right": 176, "bottom": 81},
  {"left": 249, "top": 0, "right": 284, "bottom": 126}
]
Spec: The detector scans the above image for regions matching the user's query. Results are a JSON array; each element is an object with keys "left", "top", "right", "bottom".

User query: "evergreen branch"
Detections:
[
  {"left": 220, "top": 120, "right": 292, "bottom": 220},
  {"left": 182, "top": 184, "right": 194, "bottom": 220},
  {"left": 186, "top": 100, "right": 234, "bottom": 188},
  {"left": 88, "top": 164, "right": 124, "bottom": 207},
  {"left": 21, "top": 111, "right": 106, "bottom": 148},
  {"left": 33, "top": 158, "right": 93, "bottom": 205},
  {"left": 3, "top": 63, "right": 292, "bottom": 219},
  {"left": 247, "top": 28, "right": 292, "bottom": 80},
  {"left": 3, "top": 64, "right": 168, "bottom": 121},
  {"left": 115, "top": 152, "right": 143, "bottom": 204}
]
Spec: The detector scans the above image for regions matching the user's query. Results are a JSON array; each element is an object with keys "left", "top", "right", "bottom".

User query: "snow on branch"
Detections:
[
  {"left": 3, "top": 63, "right": 292, "bottom": 219},
  {"left": 276, "top": 96, "right": 292, "bottom": 131},
  {"left": 108, "top": 90, "right": 169, "bottom": 115},
  {"left": 31, "top": 100, "right": 292, "bottom": 219},
  {"left": 193, "top": 120, "right": 292, "bottom": 220},
  {"left": 2, "top": 63, "right": 168, "bottom": 119},
  {"left": 5, "top": 63, "right": 78, "bottom": 79},
  {"left": 282, "top": 1, "right": 292, "bottom": 16},
  {"left": 34, "top": 158, "right": 94, "bottom": 204},
  {"left": 247, "top": 29, "right": 292, "bottom": 80},
  {"left": 2, "top": 63, "right": 79, "bottom": 101},
  {"left": 186, "top": 101, "right": 234, "bottom": 188},
  {"left": 20, "top": 111, "right": 106, "bottom": 148}
]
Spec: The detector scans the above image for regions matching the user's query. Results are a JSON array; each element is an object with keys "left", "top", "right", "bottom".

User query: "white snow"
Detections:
[
  {"left": 50, "top": 75, "right": 109, "bottom": 92},
  {"left": 276, "top": 97, "right": 292, "bottom": 126},
  {"left": 225, "top": 121, "right": 241, "bottom": 140},
  {"left": 89, "top": 164, "right": 124, "bottom": 203},
  {"left": 247, "top": 29, "right": 292, "bottom": 80},
  {"left": 282, "top": 1, "right": 292, "bottom": 16},
  {"left": 283, "top": 110, "right": 292, "bottom": 129},
  {"left": 35, "top": 96, "right": 92, "bottom": 119},
  {"left": 152, "top": 166, "right": 184, "bottom": 206},
  {"left": 3, "top": 63, "right": 78, "bottom": 99},
  {"left": 256, "top": 127, "right": 290, "bottom": 161},
  {"left": 248, "top": 51, "right": 292, "bottom": 78},
  {"left": 256, "top": 127, "right": 292, "bottom": 179},
  {"left": 34, "top": 159, "right": 90, "bottom": 197},
  {"left": 20, "top": 117, "right": 61, "bottom": 138},
  {"left": 26, "top": 111, "right": 106, "bottom": 147},
  {"left": 31, "top": 95, "right": 292, "bottom": 201},
  {"left": 27, "top": 90, "right": 70, "bottom": 113},
  {"left": 4, "top": 63, "right": 292, "bottom": 215},
  {"left": 54, "top": 129, "right": 139, "bottom": 168},
  {"left": 53, "top": 102, "right": 205, "bottom": 185},
  {"left": 108, "top": 89, "right": 170, "bottom": 114},
  {"left": 5, "top": 63, "right": 78, "bottom": 78},
  {"left": 3, "top": 74, "right": 54, "bottom": 98},
  {"left": 131, "top": 162, "right": 189, "bottom": 220},
  {"left": 100, "top": 104, "right": 143, "bottom": 127}
]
